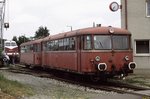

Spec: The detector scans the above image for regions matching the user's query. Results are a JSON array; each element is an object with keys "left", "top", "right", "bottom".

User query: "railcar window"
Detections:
[
  {"left": 43, "top": 42, "right": 47, "bottom": 51},
  {"left": 64, "top": 38, "right": 70, "bottom": 50},
  {"left": 94, "top": 36, "right": 111, "bottom": 50},
  {"left": 50, "top": 41, "right": 55, "bottom": 51},
  {"left": 26, "top": 45, "right": 30, "bottom": 52},
  {"left": 33, "top": 44, "right": 41, "bottom": 52},
  {"left": 59, "top": 39, "right": 64, "bottom": 50},
  {"left": 84, "top": 36, "right": 92, "bottom": 50},
  {"left": 37, "top": 44, "right": 41, "bottom": 52},
  {"left": 112, "top": 36, "right": 129, "bottom": 50},
  {"left": 30, "top": 45, "right": 33, "bottom": 51},
  {"left": 21, "top": 46, "right": 26, "bottom": 53},
  {"left": 54, "top": 40, "right": 59, "bottom": 50},
  {"left": 69, "top": 37, "right": 75, "bottom": 50},
  {"left": 43, "top": 37, "right": 76, "bottom": 51},
  {"left": 47, "top": 41, "right": 51, "bottom": 51}
]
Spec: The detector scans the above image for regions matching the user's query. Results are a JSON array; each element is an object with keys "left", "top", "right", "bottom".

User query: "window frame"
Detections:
[
  {"left": 83, "top": 35, "right": 92, "bottom": 50},
  {"left": 146, "top": 0, "right": 150, "bottom": 17},
  {"left": 93, "top": 35, "right": 112, "bottom": 50},
  {"left": 112, "top": 35, "right": 129, "bottom": 50},
  {"left": 135, "top": 40, "right": 150, "bottom": 56}
]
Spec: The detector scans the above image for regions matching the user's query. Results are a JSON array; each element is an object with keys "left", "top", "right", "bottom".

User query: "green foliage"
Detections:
[
  {"left": 11, "top": 26, "right": 49, "bottom": 46},
  {"left": 34, "top": 26, "right": 50, "bottom": 38},
  {"left": 12, "top": 36, "right": 30, "bottom": 46}
]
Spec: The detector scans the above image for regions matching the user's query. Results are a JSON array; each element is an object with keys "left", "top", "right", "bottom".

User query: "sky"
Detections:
[{"left": 4, "top": 0, "right": 121, "bottom": 40}]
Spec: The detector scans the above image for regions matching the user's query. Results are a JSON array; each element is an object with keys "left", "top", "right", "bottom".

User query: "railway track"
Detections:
[{"left": 2, "top": 64, "right": 150, "bottom": 97}]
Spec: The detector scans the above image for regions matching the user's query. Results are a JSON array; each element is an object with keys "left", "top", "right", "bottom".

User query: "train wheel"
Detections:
[
  {"left": 25, "top": 64, "right": 30, "bottom": 68},
  {"left": 90, "top": 75, "right": 100, "bottom": 82}
]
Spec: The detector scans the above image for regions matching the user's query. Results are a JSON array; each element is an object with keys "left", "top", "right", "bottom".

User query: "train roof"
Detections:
[
  {"left": 20, "top": 38, "right": 43, "bottom": 46},
  {"left": 4, "top": 40, "right": 16, "bottom": 43},
  {"left": 20, "top": 26, "right": 131, "bottom": 46},
  {"left": 42, "top": 26, "right": 131, "bottom": 41}
]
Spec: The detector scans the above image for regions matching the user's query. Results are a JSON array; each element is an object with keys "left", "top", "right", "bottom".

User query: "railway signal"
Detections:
[{"left": 4, "top": 22, "right": 9, "bottom": 29}]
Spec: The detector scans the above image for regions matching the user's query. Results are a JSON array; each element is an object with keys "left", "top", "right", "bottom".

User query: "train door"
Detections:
[
  {"left": 33, "top": 43, "right": 42, "bottom": 66},
  {"left": 79, "top": 35, "right": 93, "bottom": 73},
  {"left": 77, "top": 36, "right": 82, "bottom": 73},
  {"left": 41, "top": 41, "right": 47, "bottom": 67}
]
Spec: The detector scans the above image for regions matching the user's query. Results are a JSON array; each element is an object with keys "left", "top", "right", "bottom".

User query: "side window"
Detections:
[
  {"left": 28, "top": 45, "right": 33, "bottom": 52},
  {"left": 37, "top": 44, "right": 41, "bottom": 52},
  {"left": 146, "top": 0, "right": 150, "bottom": 17},
  {"left": 33, "top": 44, "right": 37, "bottom": 52},
  {"left": 59, "top": 39, "right": 64, "bottom": 50},
  {"left": 83, "top": 35, "right": 92, "bottom": 50},
  {"left": 135, "top": 40, "right": 149, "bottom": 54},
  {"left": 26, "top": 45, "right": 30, "bottom": 52},
  {"left": 69, "top": 37, "right": 75, "bottom": 50},
  {"left": 54, "top": 40, "right": 59, "bottom": 51},
  {"left": 64, "top": 38, "right": 69, "bottom": 50},
  {"left": 21, "top": 46, "right": 26, "bottom": 53},
  {"left": 51, "top": 41, "right": 55, "bottom": 51},
  {"left": 47, "top": 41, "right": 51, "bottom": 51},
  {"left": 43, "top": 42, "right": 48, "bottom": 51},
  {"left": 42, "top": 37, "right": 76, "bottom": 51}
]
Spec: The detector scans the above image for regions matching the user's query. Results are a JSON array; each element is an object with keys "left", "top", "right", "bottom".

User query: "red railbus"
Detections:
[{"left": 20, "top": 26, "right": 136, "bottom": 80}]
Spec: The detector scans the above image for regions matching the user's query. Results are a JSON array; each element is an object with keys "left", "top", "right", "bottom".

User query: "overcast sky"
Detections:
[{"left": 4, "top": 0, "right": 121, "bottom": 40}]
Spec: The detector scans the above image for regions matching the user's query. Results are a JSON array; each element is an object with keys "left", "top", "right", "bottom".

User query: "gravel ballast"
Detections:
[{"left": 0, "top": 70, "right": 143, "bottom": 99}]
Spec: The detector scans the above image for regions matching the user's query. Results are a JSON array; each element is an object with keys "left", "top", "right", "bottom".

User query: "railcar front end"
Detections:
[
  {"left": 4, "top": 40, "right": 19, "bottom": 63},
  {"left": 79, "top": 28, "right": 136, "bottom": 78}
]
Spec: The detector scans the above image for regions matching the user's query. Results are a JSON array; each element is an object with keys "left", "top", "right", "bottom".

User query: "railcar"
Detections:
[
  {"left": 20, "top": 26, "right": 136, "bottom": 80},
  {"left": 4, "top": 40, "right": 19, "bottom": 63},
  {"left": 20, "top": 39, "right": 43, "bottom": 67}
]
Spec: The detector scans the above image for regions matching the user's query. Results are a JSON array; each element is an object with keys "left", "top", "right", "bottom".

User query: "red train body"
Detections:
[{"left": 20, "top": 26, "right": 136, "bottom": 79}]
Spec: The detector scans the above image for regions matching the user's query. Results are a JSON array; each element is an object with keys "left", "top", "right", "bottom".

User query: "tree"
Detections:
[
  {"left": 12, "top": 36, "right": 17, "bottom": 42},
  {"left": 34, "top": 26, "right": 49, "bottom": 39},
  {"left": 12, "top": 36, "right": 18, "bottom": 45},
  {"left": 12, "top": 35, "right": 30, "bottom": 46},
  {"left": 18, "top": 35, "right": 29, "bottom": 45}
]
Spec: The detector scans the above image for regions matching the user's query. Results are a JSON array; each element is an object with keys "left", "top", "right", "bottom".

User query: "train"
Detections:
[
  {"left": 4, "top": 40, "right": 19, "bottom": 64},
  {"left": 20, "top": 26, "right": 136, "bottom": 81}
]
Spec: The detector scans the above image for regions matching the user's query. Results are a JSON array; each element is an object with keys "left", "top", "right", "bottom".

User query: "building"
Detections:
[{"left": 121, "top": 0, "right": 150, "bottom": 69}]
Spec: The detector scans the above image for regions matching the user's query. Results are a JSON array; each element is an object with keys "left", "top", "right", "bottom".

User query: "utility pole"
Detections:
[
  {"left": 67, "top": 26, "right": 72, "bottom": 31},
  {"left": 0, "top": 0, "right": 6, "bottom": 50}
]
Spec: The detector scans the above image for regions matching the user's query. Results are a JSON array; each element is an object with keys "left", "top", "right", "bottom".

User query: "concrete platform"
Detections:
[
  {"left": 134, "top": 69, "right": 150, "bottom": 76},
  {"left": 135, "top": 90, "right": 150, "bottom": 97}
]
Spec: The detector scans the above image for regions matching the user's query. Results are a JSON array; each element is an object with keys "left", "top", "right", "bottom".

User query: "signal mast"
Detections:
[{"left": 0, "top": 0, "right": 8, "bottom": 49}]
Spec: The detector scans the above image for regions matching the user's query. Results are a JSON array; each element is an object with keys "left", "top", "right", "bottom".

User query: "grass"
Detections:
[{"left": 0, "top": 73, "right": 34, "bottom": 98}]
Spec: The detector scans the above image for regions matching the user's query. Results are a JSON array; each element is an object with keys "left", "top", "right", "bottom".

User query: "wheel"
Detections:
[{"left": 90, "top": 75, "right": 100, "bottom": 82}]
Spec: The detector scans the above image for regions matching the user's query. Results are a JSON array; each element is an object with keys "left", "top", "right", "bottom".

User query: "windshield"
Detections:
[
  {"left": 11, "top": 42, "right": 17, "bottom": 46},
  {"left": 112, "top": 36, "right": 129, "bottom": 50},
  {"left": 93, "top": 35, "right": 129, "bottom": 50},
  {"left": 94, "top": 35, "right": 111, "bottom": 50},
  {"left": 5, "top": 43, "right": 10, "bottom": 46}
]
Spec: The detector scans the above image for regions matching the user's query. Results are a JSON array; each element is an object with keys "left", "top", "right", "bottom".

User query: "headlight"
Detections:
[
  {"left": 125, "top": 56, "right": 129, "bottom": 61},
  {"left": 95, "top": 56, "right": 100, "bottom": 62}
]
